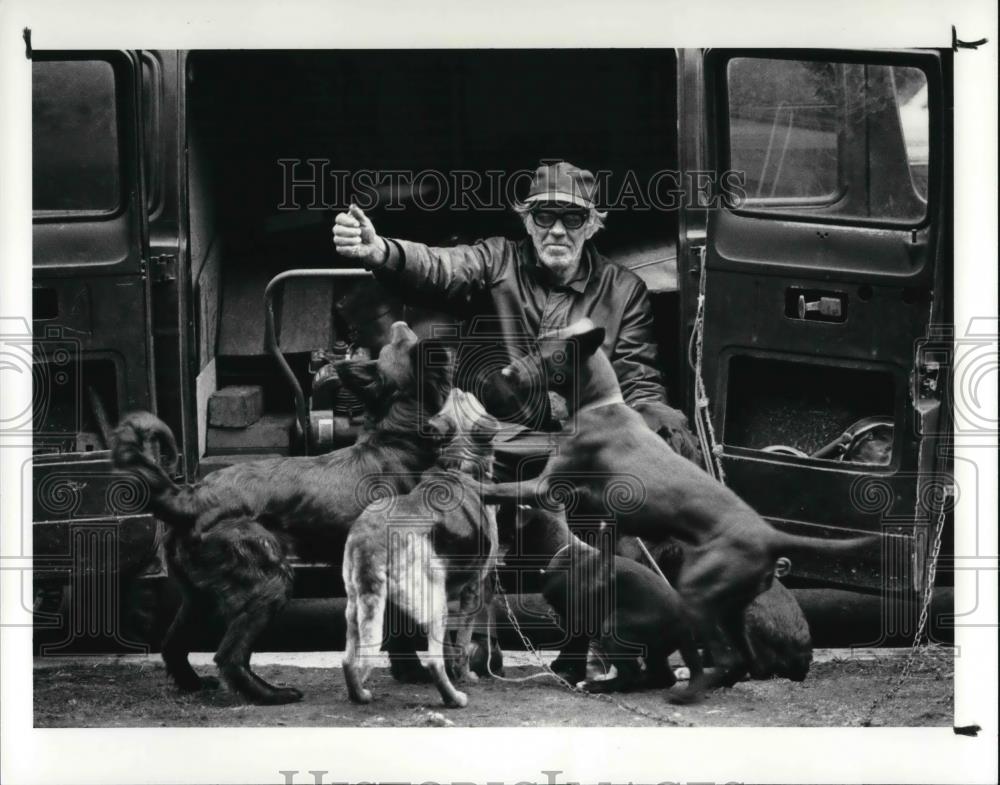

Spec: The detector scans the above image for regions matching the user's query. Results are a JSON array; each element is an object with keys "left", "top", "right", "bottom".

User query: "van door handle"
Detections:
[
  {"left": 797, "top": 295, "right": 843, "bottom": 319},
  {"left": 786, "top": 287, "right": 847, "bottom": 322}
]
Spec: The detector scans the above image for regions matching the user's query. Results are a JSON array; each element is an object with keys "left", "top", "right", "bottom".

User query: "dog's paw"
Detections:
[
  {"left": 444, "top": 690, "right": 468, "bottom": 709},
  {"left": 348, "top": 687, "right": 373, "bottom": 704}
]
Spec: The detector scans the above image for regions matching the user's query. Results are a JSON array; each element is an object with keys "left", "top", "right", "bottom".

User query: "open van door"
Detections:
[
  {"left": 32, "top": 49, "right": 154, "bottom": 449},
  {"left": 32, "top": 50, "right": 158, "bottom": 651},
  {"left": 679, "top": 49, "right": 952, "bottom": 598}
]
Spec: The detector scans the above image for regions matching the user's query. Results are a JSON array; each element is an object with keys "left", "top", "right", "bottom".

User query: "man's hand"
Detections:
[{"left": 332, "top": 204, "right": 388, "bottom": 265}]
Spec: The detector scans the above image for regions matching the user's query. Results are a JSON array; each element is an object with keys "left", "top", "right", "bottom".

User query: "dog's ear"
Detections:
[
  {"left": 573, "top": 326, "right": 606, "bottom": 358},
  {"left": 426, "top": 409, "right": 458, "bottom": 443},
  {"left": 414, "top": 340, "right": 454, "bottom": 415},
  {"left": 334, "top": 359, "right": 385, "bottom": 405}
]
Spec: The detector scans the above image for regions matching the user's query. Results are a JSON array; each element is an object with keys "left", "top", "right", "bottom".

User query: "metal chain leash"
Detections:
[
  {"left": 485, "top": 567, "right": 684, "bottom": 725},
  {"left": 688, "top": 246, "right": 726, "bottom": 483},
  {"left": 862, "top": 486, "right": 951, "bottom": 725},
  {"left": 688, "top": 244, "right": 951, "bottom": 726}
]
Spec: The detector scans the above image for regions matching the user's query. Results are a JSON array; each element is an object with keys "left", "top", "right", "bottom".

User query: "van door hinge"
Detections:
[{"left": 150, "top": 254, "right": 177, "bottom": 283}]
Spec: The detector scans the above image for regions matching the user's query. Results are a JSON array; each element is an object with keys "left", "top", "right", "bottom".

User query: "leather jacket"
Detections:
[{"left": 372, "top": 235, "right": 668, "bottom": 422}]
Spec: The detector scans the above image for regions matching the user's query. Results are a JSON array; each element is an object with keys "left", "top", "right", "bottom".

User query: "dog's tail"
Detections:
[
  {"left": 767, "top": 529, "right": 880, "bottom": 559},
  {"left": 110, "top": 411, "right": 202, "bottom": 531}
]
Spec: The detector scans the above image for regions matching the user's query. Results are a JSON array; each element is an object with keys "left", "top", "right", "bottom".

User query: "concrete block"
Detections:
[{"left": 207, "top": 385, "right": 263, "bottom": 428}]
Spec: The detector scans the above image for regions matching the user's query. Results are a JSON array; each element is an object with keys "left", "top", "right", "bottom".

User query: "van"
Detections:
[{"left": 31, "top": 48, "right": 952, "bottom": 651}]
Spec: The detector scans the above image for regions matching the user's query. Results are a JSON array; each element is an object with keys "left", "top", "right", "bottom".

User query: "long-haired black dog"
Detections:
[{"left": 111, "top": 321, "right": 454, "bottom": 704}]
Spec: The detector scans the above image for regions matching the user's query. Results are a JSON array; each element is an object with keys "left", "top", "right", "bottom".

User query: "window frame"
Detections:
[
  {"left": 31, "top": 51, "right": 133, "bottom": 223},
  {"left": 707, "top": 48, "right": 942, "bottom": 230}
]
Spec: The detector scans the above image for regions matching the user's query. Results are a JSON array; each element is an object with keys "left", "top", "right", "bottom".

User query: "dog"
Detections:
[
  {"left": 110, "top": 321, "right": 454, "bottom": 704},
  {"left": 342, "top": 389, "right": 500, "bottom": 708},
  {"left": 505, "top": 506, "right": 703, "bottom": 694},
  {"left": 740, "top": 573, "right": 812, "bottom": 681},
  {"left": 618, "top": 536, "right": 812, "bottom": 682},
  {"left": 484, "top": 318, "right": 874, "bottom": 703}
]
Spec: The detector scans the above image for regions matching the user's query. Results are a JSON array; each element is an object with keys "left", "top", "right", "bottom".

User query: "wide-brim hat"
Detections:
[{"left": 523, "top": 161, "right": 597, "bottom": 209}]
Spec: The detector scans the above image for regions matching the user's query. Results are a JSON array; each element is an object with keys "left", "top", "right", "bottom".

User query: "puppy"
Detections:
[
  {"left": 507, "top": 508, "right": 703, "bottom": 694},
  {"left": 342, "top": 390, "right": 500, "bottom": 708}
]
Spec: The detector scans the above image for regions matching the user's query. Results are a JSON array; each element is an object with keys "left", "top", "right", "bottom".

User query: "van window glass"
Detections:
[
  {"left": 893, "top": 66, "right": 929, "bottom": 200},
  {"left": 32, "top": 59, "right": 120, "bottom": 213},
  {"left": 726, "top": 58, "right": 928, "bottom": 224}
]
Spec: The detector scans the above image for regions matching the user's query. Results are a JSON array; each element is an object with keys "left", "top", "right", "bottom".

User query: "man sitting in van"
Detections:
[{"left": 332, "top": 160, "right": 698, "bottom": 461}]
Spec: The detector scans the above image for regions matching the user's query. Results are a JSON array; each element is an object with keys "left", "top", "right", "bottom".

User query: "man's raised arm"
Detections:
[{"left": 332, "top": 204, "right": 504, "bottom": 305}]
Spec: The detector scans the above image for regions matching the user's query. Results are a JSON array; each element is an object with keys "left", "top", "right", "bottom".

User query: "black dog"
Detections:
[
  {"left": 506, "top": 507, "right": 703, "bottom": 694},
  {"left": 618, "top": 536, "right": 812, "bottom": 682},
  {"left": 111, "top": 322, "right": 454, "bottom": 703}
]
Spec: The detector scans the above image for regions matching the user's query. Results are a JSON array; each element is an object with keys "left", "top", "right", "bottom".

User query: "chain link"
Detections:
[
  {"left": 862, "top": 486, "right": 950, "bottom": 725},
  {"left": 487, "top": 567, "right": 684, "bottom": 725}
]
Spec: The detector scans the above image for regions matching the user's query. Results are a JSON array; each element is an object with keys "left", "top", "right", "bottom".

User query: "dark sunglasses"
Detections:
[{"left": 530, "top": 209, "right": 588, "bottom": 230}]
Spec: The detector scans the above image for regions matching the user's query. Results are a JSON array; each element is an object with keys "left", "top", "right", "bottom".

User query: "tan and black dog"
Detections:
[
  {"left": 111, "top": 322, "right": 455, "bottom": 704},
  {"left": 342, "top": 389, "right": 500, "bottom": 709},
  {"left": 485, "top": 318, "right": 873, "bottom": 703}
]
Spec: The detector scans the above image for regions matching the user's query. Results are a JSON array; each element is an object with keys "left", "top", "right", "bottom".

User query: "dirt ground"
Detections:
[{"left": 34, "top": 648, "right": 953, "bottom": 728}]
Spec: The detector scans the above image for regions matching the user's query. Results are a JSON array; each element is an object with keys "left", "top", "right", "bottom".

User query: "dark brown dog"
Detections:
[
  {"left": 485, "top": 318, "right": 873, "bottom": 703},
  {"left": 618, "top": 536, "right": 812, "bottom": 682},
  {"left": 343, "top": 389, "right": 500, "bottom": 708},
  {"left": 741, "top": 575, "right": 812, "bottom": 682},
  {"left": 507, "top": 508, "right": 703, "bottom": 694},
  {"left": 111, "top": 322, "right": 454, "bottom": 704}
]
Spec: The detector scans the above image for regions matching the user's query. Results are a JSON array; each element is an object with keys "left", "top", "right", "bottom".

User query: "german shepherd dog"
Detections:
[
  {"left": 485, "top": 318, "right": 873, "bottom": 703},
  {"left": 110, "top": 322, "right": 454, "bottom": 704},
  {"left": 342, "top": 389, "right": 500, "bottom": 709}
]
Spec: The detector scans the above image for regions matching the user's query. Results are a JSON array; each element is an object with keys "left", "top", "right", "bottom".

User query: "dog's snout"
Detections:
[{"left": 390, "top": 321, "right": 418, "bottom": 345}]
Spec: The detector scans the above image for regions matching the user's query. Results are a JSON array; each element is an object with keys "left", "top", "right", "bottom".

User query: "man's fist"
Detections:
[{"left": 332, "top": 204, "right": 388, "bottom": 264}]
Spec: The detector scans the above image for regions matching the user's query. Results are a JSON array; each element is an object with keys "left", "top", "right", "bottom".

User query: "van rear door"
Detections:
[
  {"left": 32, "top": 51, "right": 161, "bottom": 644},
  {"left": 680, "top": 49, "right": 951, "bottom": 593},
  {"left": 32, "top": 50, "right": 154, "bottom": 453}
]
